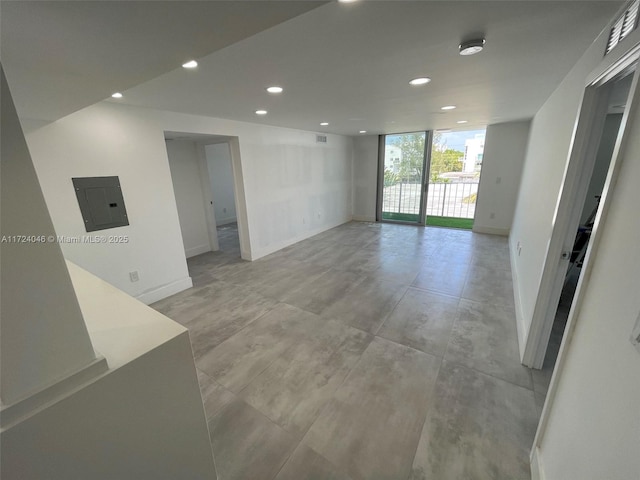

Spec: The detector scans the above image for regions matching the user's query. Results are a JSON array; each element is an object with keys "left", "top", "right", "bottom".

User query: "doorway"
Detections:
[
  {"left": 204, "top": 142, "right": 240, "bottom": 257},
  {"left": 377, "top": 131, "right": 430, "bottom": 224},
  {"left": 376, "top": 128, "right": 486, "bottom": 229},
  {"left": 523, "top": 66, "right": 637, "bottom": 370},
  {"left": 426, "top": 129, "right": 486, "bottom": 229},
  {"left": 164, "top": 132, "right": 250, "bottom": 264}
]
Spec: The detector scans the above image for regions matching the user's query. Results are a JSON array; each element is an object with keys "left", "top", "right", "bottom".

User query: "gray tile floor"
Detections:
[{"left": 152, "top": 222, "right": 552, "bottom": 480}]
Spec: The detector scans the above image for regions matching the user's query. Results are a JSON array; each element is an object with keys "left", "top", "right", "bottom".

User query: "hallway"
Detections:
[{"left": 152, "top": 222, "right": 545, "bottom": 480}]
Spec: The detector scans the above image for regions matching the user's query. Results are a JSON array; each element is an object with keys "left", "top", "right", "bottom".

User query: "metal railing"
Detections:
[{"left": 382, "top": 179, "right": 478, "bottom": 219}]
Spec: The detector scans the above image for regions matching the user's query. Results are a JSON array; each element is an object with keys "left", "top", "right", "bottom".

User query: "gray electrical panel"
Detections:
[{"left": 72, "top": 176, "right": 129, "bottom": 232}]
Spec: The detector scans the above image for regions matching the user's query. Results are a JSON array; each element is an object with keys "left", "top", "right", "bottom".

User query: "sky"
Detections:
[
  {"left": 436, "top": 129, "right": 486, "bottom": 152},
  {"left": 384, "top": 128, "right": 486, "bottom": 153}
]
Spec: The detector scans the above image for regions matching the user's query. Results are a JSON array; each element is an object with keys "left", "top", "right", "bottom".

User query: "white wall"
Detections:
[
  {"left": 2, "top": 264, "right": 216, "bottom": 480},
  {"left": 509, "top": 24, "right": 618, "bottom": 349},
  {"left": 474, "top": 120, "right": 531, "bottom": 236},
  {"left": 205, "top": 142, "right": 237, "bottom": 226},
  {"left": 165, "top": 139, "right": 211, "bottom": 258},
  {"left": 25, "top": 102, "right": 353, "bottom": 302},
  {"left": 0, "top": 68, "right": 100, "bottom": 405},
  {"left": 352, "top": 135, "right": 379, "bottom": 221},
  {"left": 535, "top": 82, "right": 640, "bottom": 480}
]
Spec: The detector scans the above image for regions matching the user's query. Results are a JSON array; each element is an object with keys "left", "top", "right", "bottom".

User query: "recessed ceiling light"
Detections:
[
  {"left": 409, "top": 77, "right": 431, "bottom": 86},
  {"left": 320, "top": 122, "right": 329, "bottom": 126},
  {"left": 255, "top": 110, "right": 268, "bottom": 115},
  {"left": 338, "top": 0, "right": 358, "bottom": 3},
  {"left": 266, "top": 86, "right": 283, "bottom": 94},
  {"left": 182, "top": 60, "right": 198, "bottom": 69},
  {"left": 441, "top": 105, "right": 457, "bottom": 110},
  {"left": 111, "top": 92, "right": 123, "bottom": 99},
  {"left": 456, "top": 120, "right": 468, "bottom": 124},
  {"left": 359, "top": 130, "right": 367, "bottom": 134},
  {"left": 459, "top": 39, "right": 485, "bottom": 56}
]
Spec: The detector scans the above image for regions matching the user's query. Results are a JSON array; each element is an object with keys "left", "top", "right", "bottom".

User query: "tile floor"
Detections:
[{"left": 152, "top": 222, "right": 554, "bottom": 480}]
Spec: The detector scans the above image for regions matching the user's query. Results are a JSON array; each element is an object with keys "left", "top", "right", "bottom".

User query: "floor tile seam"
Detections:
[
  {"left": 211, "top": 397, "right": 299, "bottom": 480},
  {"left": 295, "top": 333, "right": 376, "bottom": 454},
  {"left": 372, "top": 284, "right": 412, "bottom": 336},
  {"left": 458, "top": 294, "right": 516, "bottom": 310},
  {"left": 371, "top": 333, "right": 445, "bottom": 363},
  {"left": 404, "top": 284, "right": 463, "bottom": 302},
  {"left": 401, "top": 352, "right": 446, "bottom": 480},
  {"left": 192, "top": 301, "right": 282, "bottom": 360},
  {"left": 440, "top": 357, "right": 536, "bottom": 394}
]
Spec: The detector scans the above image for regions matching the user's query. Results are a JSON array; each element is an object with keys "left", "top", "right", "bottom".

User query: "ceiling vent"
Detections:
[
  {"left": 316, "top": 134, "right": 328, "bottom": 144},
  {"left": 606, "top": 0, "right": 639, "bottom": 55}
]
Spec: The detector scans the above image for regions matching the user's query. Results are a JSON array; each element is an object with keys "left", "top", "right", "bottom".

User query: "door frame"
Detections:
[
  {"left": 530, "top": 42, "right": 640, "bottom": 466},
  {"left": 376, "top": 130, "right": 432, "bottom": 225},
  {"left": 522, "top": 47, "right": 640, "bottom": 369}
]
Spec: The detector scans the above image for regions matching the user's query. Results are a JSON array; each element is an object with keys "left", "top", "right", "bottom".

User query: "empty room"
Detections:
[{"left": 1, "top": 1, "right": 639, "bottom": 480}]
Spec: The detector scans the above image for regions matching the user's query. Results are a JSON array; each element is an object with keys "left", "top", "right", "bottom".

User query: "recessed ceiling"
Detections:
[
  {"left": 117, "top": 1, "right": 622, "bottom": 135},
  {"left": 0, "top": 0, "right": 326, "bottom": 123},
  {"left": 2, "top": 1, "right": 623, "bottom": 136}
]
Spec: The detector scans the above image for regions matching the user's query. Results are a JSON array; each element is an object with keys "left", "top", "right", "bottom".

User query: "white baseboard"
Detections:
[
  {"left": 472, "top": 225, "right": 510, "bottom": 236},
  {"left": 216, "top": 216, "right": 237, "bottom": 226},
  {"left": 530, "top": 447, "right": 545, "bottom": 480},
  {"left": 136, "top": 276, "right": 193, "bottom": 305},
  {"left": 250, "top": 217, "right": 351, "bottom": 261},
  {"left": 351, "top": 215, "right": 376, "bottom": 222},
  {"left": 185, "top": 244, "right": 211, "bottom": 258},
  {"left": 509, "top": 235, "right": 527, "bottom": 360}
]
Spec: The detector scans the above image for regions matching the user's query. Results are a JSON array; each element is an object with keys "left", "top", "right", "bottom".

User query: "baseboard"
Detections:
[
  {"left": 472, "top": 225, "right": 510, "bottom": 236},
  {"left": 530, "top": 447, "right": 545, "bottom": 480},
  {"left": 135, "top": 276, "right": 193, "bottom": 305},
  {"left": 216, "top": 216, "right": 237, "bottom": 226},
  {"left": 509, "top": 236, "right": 527, "bottom": 360},
  {"left": 351, "top": 215, "right": 376, "bottom": 222},
  {"left": 250, "top": 217, "right": 351, "bottom": 260},
  {"left": 185, "top": 244, "right": 211, "bottom": 258}
]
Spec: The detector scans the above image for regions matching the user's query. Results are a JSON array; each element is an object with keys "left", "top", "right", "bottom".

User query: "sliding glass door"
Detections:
[{"left": 377, "top": 131, "right": 431, "bottom": 224}]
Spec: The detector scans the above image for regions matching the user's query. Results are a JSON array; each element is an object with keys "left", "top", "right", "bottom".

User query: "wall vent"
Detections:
[
  {"left": 606, "top": 0, "right": 639, "bottom": 55},
  {"left": 316, "top": 135, "right": 328, "bottom": 144}
]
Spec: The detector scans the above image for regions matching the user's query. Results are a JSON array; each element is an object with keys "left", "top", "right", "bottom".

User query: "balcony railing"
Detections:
[{"left": 382, "top": 179, "right": 478, "bottom": 219}]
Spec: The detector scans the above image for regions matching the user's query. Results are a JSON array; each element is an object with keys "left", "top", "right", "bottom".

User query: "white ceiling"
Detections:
[
  {"left": 1, "top": 0, "right": 326, "bottom": 122},
  {"left": 2, "top": 1, "right": 624, "bottom": 136}
]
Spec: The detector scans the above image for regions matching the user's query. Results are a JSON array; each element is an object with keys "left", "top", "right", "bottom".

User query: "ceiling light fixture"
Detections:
[
  {"left": 320, "top": 122, "right": 329, "bottom": 126},
  {"left": 266, "top": 86, "right": 283, "bottom": 94},
  {"left": 359, "top": 130, "right": 367, "bottom": 134},
  {"left": 459, "top": 39, "right": 485, "bottom": 56},
  {"left": 255, "top": 109, "right": 268, "bottom": 115},
  {"left": 441, "top": 105, "right": 456, "bottom": 111},
  {"left": 111, "top": 92, "right": 123, "bottom": 99},
  {"left": 409, "top": 77, "right": 431, "bottom": 86},
  {"left": 456, "top": 120, "right": 468, "bottom": 124},
  {"left": 182, "top": 60, "right": 198, "bottom": 69},
  {"left": 338, "top": 0, "right": 359, "bottom": 3}
]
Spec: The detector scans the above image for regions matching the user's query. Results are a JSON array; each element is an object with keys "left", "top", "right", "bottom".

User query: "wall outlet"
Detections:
[
  {"left": 490, "top": 212, "right": 495, "bottom": 219},
  {"left": 517, "top": 240, "right": 522, "bottom": 257},
  {"left": 129, "top": 271, "right": 139, "bottom": 282},
  {"left": 223, "top": 207, "right": 227, "bottom": 213}
]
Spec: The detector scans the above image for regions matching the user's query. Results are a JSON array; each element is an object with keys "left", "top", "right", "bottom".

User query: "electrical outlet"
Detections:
[
  {"left": 490, "top": 212, "right": 495, "bottom": 219},
  {"left": 223, "top": 207, "right": 227, "bottom": 213},
  {"left": 129, "top": 271, "right": 139, "bottom": 282}
]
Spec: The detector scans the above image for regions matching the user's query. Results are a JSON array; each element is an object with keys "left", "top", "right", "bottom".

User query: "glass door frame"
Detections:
[{"left": 376, "top": 130, "right": 433, "bottom": 225}]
